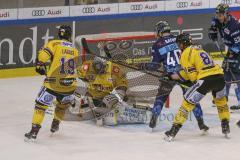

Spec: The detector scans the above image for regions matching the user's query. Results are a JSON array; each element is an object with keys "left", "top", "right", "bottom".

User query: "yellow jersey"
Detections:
[
  {"left": 178, "top": 45, "right": 223, "bottom": 82},
  {"left": 78, "top": 60, "right": 128, "bottom": 99},
  {"left": 38, "top": 39, "right": 79, "bottom": 93}
]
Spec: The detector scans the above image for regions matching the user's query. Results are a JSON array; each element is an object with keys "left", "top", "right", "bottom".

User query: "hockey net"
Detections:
[{"left": 75, "top": 32, "right": 170, "bottom": 107}]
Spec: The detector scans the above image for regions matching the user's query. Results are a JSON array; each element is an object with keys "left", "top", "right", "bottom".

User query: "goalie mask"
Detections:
[{"left": 93, "top": 57, "right": 107, "bottom": 74}]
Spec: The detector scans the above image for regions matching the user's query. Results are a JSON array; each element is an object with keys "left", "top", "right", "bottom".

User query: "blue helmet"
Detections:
[{"left": 154, "top": 21, "right": 171, "bottom": 36}]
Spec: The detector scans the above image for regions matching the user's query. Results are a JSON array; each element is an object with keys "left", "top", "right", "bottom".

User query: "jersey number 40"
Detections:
[{"left": 167, "top": 49, "right": 181, "bottom": 66}]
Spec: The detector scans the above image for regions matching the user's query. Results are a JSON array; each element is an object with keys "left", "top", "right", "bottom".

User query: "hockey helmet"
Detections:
[
  {"left": 176, "top": 33, "right": 192, "bottom": 49},
  {"left": 58, "top": 25, "right": 72, "bottom": 41},
  {"left": 93, "top": 57, "right": 107, "bottom": 74},
  {"left": 154, "top": 21, "right": 171, "bottom": 36},
  {"left": 216, "top": 3, "right": 229, "bottom": 15}
]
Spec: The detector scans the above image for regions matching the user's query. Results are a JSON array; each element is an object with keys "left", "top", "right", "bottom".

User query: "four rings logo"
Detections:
[
  {"left": 176, "top": 2, "right": 188, "bottom": 8},
  {"left": 221, "top": 0, "right": 232, "bottom": 5},
  {"left": 130, "top": 4, "right": 143, "bottom": 11},
  {"left": 32, "top": 10, "right": 45, "bottom": 16},
  {"left": 82, "top": 7, "right": 95, "bottom": 13}
]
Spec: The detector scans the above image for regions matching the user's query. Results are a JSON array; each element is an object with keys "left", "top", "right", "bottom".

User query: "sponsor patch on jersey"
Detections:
[
  {"left": 159, "top": 43, "right": 178, "bottom": 55},
  {"left": 224, "top": 28, "right": 230, "bottom": 35},
  {"left": 62, "top": 42, "right": 73, "bottom": 48},
  {"left": 43, "top": 94, "right": 54, "bottom": 103},
  {"left": 112, "top": 66, "right": 120, "bottom": 73},
  {"left": 83, "top": 64, "right": 89, "bottom": 71}
]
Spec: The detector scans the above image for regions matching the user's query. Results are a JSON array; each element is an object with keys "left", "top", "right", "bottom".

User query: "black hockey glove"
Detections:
[
  {"left": 35, "top": 61, "right": 47, "bottom": 75},
  {"left": 208, "top": 27, "right": 218, "bottom": 42}
]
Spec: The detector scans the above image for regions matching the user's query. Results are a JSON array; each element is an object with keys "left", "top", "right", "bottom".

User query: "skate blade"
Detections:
[
  {"left": 150, "top": 128, "right": 156, "bottom": 133},
  {"left": 24, "top": 137, "right": 36, "bottom": 143},
  {"left": 201, "top": 130, "right": 209, "bottom": 136},
  {"left": 224, "top": 134, "right": 230, "bottom": 139},
  {"left": 164, "top": 135, "right": 174, "bottom": 142}
]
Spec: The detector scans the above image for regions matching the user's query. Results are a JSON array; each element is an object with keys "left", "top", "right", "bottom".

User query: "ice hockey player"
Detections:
[
  {"left": 208, "top": 4, "right": 240, "bottom": 115},
  {"left": 25, "top": 25, "right": 79, "bottom": 141},
  {"left": 164, "top": 33, "right": 230, "bottom": 141},
  {"left": 76, "top": 57, "right": 132, "bottom": 125},
  {"left": 142, "top": 21, "right": 209, "bottom": 131}
]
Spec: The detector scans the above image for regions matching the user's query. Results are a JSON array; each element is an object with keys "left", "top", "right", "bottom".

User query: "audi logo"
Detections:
[
  {"left": 82, "top": 7, "right": 95, "bottom": 13},
  {"left": 176, "top": 2, "right": 188, "bottom": 8},
  {"left": 32, "top": 10, "right": 45, "bottom": 16},
  {"left": 221, "top": 0, "right": 232, "bottom": 5},
  {"left": 130, "top": 4, "right": 143, "bottom": 11}
]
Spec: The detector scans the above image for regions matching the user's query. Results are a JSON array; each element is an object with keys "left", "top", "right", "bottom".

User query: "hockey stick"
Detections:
[
  {"left": 214, "top": 41, "right": 225, "bottom": 58},
  {"left": 81, "top": 37, "right": 185, "bottom": 91},
  {"left": 214, "top": 41, "right": 240, "bottom": 84},
  {"left": 82, "top": 38, "right": 191, "bottom": 90},
  {"left": 81, "top": 38, "right": 166, "bottom": 79}
]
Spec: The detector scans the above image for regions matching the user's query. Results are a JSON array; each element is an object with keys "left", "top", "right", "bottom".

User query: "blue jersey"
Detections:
[
  {"left": 211, "top": 15, "right": 240, "bottom": 54},
  {"left": 146, "top": 34, "right": 181, "bottom": 74}
]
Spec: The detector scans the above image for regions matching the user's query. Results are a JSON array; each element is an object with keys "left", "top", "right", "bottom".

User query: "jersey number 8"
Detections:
[{"left": 199, "top": 52, "right": 213, "bottom": 66}]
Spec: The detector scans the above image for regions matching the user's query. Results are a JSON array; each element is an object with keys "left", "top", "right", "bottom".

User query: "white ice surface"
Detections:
[{"left": 0, "top": 76, "right": 240, "bottom": 160}]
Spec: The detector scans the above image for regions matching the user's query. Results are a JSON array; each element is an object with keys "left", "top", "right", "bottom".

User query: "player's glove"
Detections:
[
  {"left": 35, "top": 61, "right": 47, "bottom": 75},
  {"left": 103, "top": 89, "right": 126, "bottom": 109},
  {"left": 102, "top": 94, "right": 119, "bottom": 109},
  {"left": 208, "top": 27, "right": 218, "bottom": 41}
]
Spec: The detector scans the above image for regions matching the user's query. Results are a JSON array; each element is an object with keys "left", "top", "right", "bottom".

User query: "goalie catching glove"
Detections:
[
  {"left": 102, "top": 88, "right": 126, "bottom": 109},
  {"left": 35, "top": 60, "right": 47, "bottom": 75}
]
